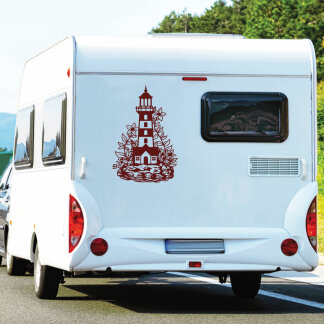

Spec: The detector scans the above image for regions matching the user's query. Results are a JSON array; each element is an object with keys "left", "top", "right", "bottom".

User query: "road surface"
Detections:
[{"left": 0, "top": 263, "right": 323, "bottom": 323}]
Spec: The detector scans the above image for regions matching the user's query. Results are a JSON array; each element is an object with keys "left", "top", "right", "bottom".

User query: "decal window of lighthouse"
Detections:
[{"left": 113, "top": 86, "right": 177, "bottom": 182}]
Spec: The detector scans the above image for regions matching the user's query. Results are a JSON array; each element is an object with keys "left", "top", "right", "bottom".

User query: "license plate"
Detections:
[{"left": 165, "top": 239, "right": 225, "bottom": 254}]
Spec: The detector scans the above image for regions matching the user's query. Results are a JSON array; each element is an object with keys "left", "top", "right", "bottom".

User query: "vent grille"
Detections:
[{"left": 249, "top": 157, "right": 300, "bottom": 176}]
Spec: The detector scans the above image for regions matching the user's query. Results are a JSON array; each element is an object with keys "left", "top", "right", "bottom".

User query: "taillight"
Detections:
[
  {"left": 306, "top": 197, "right": 317, "bottom": 251},
  {"left": 69, "top": 195, "right": 84, "bottom": 253}
]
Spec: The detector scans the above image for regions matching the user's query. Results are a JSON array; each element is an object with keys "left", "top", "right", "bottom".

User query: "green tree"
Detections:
[
  {"left": 318, "top": 81, "right": 324, "bottom": 141},
  {"left": 151, "top": 10, "right": 193, "bottom": 33},
  {"left": 230, "top": 0, "right": 252, "bottom": 34},
  {"left": 150, "top": 0, "right": 324, "bottom": 80},
  {"left": 190, "top": 0, "right": 233, "bottom": 34},
  {"left": 151, "top": 1, "right": 252, "bottom": 35},
  {"left": 244, "top": 0, "right": 324, "bottom": 80}
]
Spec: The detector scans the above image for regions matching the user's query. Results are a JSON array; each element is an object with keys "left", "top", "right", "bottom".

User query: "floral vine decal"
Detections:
[{"left": 112, "top": 87, "right": 177, "bottom": 182}]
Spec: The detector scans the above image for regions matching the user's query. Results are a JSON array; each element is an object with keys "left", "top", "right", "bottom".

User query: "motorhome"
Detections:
[{"left": 6, "top": 35, "right": 318, "bottom": 299}]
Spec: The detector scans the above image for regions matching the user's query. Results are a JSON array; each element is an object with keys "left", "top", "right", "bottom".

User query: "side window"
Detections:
[
  {"left": 14, "top": 106, "right": 35, "bottom": 168},
  {"left": 201, "top": 92, "right": 288, "bottom": 142},
  {"left": 42, "top": 93, "right": 67, "bottom": 165}
]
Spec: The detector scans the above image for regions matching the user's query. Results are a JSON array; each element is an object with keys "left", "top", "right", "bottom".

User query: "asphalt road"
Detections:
[{"left": 0, "top": 262, "right": 324, "bottom": 324}]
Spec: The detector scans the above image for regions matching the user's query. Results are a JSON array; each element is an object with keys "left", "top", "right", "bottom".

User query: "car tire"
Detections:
[
  {"left": 34, "top": 245, "right": 62, "bottom": 299},
  {"left": 230, "top": 272, "right": 261, "bottom": 298},
  {"left": 0, "top": 256, "right": 2, "bottom": 266},
  {"left": 6, "top": 249, "right": 28, "bottom": 276}
]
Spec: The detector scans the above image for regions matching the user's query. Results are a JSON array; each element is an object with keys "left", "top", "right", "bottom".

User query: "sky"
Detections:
[{"left": 0, "top": 0, "right": 225, "bottom": 114}]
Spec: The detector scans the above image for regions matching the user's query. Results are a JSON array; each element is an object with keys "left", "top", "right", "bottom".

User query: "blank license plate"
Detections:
[{"left": 165, "top": 239, "right": 225, "bottom": 254}]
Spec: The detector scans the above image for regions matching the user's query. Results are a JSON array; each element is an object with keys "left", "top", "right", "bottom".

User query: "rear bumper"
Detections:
[{"left": 71, "top": 227, "right": 318, "bottom": 272}]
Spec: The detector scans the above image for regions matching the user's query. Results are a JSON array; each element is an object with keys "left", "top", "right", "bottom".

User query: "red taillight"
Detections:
[
  {"left": 69, "top": 195, "right": 84, "bottom": 253},
  {"left": 67, "top": 67, "right": 71, "bottom": 78},
  {"left": 90, "top": 238, "right": 108, "bottom": 256},
  {"left": 188, "top": 261, "right": 202, "bottom": 268},
  {"left": 281, "top": 238, "right": 298, "bottom": 256},
  {"left": 306, "top": 197, "right": 317, "bottom": 251}
]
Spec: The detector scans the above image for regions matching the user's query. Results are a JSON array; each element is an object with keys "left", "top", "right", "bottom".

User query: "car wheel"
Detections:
[
  {"left": 230, "top": 272, "right": 261, "bottom": 298},
  {"left": 34, "top": 245, "right": 62, "bottom": 299},
  {"left": 6, "top": 248, "right": 28, "bottom": 276}
]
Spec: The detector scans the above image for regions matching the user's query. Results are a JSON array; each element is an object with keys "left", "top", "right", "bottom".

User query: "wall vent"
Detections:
[{"left": 249, "top": 157, "right": 300, "bottom": 176}]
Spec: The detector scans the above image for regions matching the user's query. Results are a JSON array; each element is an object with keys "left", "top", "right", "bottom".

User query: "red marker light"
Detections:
[
  {"left": 189, "top": 261, "right": 202, "bottom": 268},
  {"left": 182, "top": 77, "right": 207, "bottom": 81},
  {"left": 67, "top": 67, "right": 71, "bottom": 78}
]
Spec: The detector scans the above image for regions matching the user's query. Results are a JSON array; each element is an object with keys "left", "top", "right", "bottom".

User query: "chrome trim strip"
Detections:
[
  {"left": 76, "top": 71, "right": 311, "bottom": 78},
  {"left": 71, "top": 36, "right": 77, "bottom": 180}
]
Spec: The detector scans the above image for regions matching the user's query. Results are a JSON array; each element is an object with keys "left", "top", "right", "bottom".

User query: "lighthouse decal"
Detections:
[{"left": 113, "top": 86, "right": 177, "bottom": 182}]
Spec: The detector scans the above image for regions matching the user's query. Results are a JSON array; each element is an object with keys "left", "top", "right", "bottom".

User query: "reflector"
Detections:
[
  {"left": 91, "top": 238, "right": 108, "bottom": 256},
  {"left": 281, "top": 238, "right": 298, "bottom": 256}
]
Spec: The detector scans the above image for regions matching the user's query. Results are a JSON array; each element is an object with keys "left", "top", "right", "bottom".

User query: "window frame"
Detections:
[
  {"left": 14, "top": 105, "right": 35, "bottom": 169},
  {"left": 5, "top": 167, "right": 12, "bottom": 189},
  {"left": 201, "top": 92, "right": 288, "bottom": 143},
  {"left": 42, "top": 93, "right": 67, "bottom": 166}
]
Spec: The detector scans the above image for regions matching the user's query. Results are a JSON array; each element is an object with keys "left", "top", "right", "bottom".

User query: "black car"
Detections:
[{"left": 0, "top": 163, "right": 12, "bottom": 265}]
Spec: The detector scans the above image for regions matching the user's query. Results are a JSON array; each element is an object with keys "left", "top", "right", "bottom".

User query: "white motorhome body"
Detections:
[{"left": 8, "top": 35, "right": 318, "bottom": 297}]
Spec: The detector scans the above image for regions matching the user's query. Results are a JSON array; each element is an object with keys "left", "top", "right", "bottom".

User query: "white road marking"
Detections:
[{"left": 168, "top": 271, "right": 324, "bottom": 310}]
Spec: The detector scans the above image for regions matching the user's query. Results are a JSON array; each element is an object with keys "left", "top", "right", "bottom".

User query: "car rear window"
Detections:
[{"left": 201, "top": 92, "right": 288, "bottom": 142}]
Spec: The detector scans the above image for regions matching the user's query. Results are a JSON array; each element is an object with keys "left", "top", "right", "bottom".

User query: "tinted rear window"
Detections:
[{"left": 201, "top": 92, "right": 288, "bottom": 142}]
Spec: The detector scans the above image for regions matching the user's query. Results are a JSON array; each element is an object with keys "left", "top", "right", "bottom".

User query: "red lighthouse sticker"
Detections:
[{"left": 113, "top": 86, "right": 177, "bottom": 182}]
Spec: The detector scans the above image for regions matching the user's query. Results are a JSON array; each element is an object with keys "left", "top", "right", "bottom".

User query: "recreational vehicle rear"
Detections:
[{"left": 6, "top": 35, "right": 318, "bottom": 299}]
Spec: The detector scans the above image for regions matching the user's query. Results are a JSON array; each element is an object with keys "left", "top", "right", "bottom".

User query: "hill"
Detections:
[{"left": 0, "top": 112, "right": 16, "bottom": 150}]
